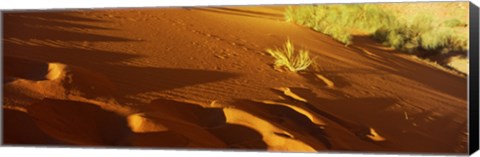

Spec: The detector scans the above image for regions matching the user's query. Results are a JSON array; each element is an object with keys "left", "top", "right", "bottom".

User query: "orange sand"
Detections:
[{"left": 2, "top": 6, "right": 468, "bottom": 154}]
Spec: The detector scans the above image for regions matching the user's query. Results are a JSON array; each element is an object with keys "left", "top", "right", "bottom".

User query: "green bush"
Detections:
[
  {"left": 373, "top": 14, "right": 468, "bottom": 53},
  {"left": 285, "top": 4, "right": 468, "bottom": 57},
  {"left": 285, "top": 4, "right": 396, "bottom": 45}
]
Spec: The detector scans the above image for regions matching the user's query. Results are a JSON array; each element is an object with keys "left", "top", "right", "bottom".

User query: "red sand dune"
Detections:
[{"left": 2, "top": 6, "right": 468, "bottom": 153}]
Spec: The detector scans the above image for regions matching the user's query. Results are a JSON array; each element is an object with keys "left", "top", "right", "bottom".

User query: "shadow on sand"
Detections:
[
  {"left": 351, "top": 36, "right": 467, "bottom": 100},
  {"left": 141, "top": 98, "right": 268, "bottom": 149},
  {"left": 3, "top": 108, "right": 65, "bottom": 145},
  {"left": 3, "top": 11, "right": 239, "bottom": 102},
  {"left": 230, "top": 99, "right": 331, "bottom": 149}
]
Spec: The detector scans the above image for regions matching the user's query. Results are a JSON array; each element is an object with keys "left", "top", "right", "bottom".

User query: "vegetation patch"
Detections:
[
  {"left": 266, "top": 39, "right": 313, "bottom": 72},
  {"left": 373, "top": 14, "right": 468, "bottom": 54},
  {"left": 284, "top": 4, "right": 468, "bottom": 56},
  {"left": 285, "top": 4, "right": 396, "bottom": 45}
]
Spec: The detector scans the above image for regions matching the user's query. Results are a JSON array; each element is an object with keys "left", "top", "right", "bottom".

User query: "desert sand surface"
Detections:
[{"left": 2, "top": 6, "right": 468, "bottom": 154}]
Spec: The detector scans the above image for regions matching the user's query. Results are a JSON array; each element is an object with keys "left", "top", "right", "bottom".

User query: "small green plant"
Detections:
[{"left": 266, "top": 40, "right": 313, "bottom": 72}]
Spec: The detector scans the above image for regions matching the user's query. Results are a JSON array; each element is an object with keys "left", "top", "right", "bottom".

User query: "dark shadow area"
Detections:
[
  {"left": 108, "top": 66, "right": 240, "bottom": 98},
  {"left": 356, "top": 35, "right": 468, "bottom": 66},
  {"left": 4, "top": 56, "right": 50, "bottom": 81},
  {"left": 417, "top": 50, "right": 467, "bottom": 66},
  {"left": 279, "top": 88, "right": 467, "bottom": 153},
  {"left": 351, "top": 36, "right": 467, "bottom": 100},
  {"left": 5, "top": 14, "right": 112, "bottom": 30},
  {"left": 272, "top": 87, "right": 467, "bottom": 153},
  {"left": 3, "top": 11, "right": 240, "bottom": 100},
  {"left": 5, "top": 44, "right": 239, "bottom": 97},
  {"left": 208, "top": 124, "right": 268, "bottom": 149},
  {"left": 288, "top": 87, "right": 397, "bottom": 110},
  {"left": 5, "top": 11, "right": 107, "bottom": 23},
  {"left": 231, "top": 99, "right": 331, "bottom": 149},
  {"left": 3, "top": 13, "right": 135, "bottom": 42},
  {"left": 3, "top": 108, "right": 65, "bottom": 145},
  {"left": 142, "top": 98, "right": 267, "bottom": 149},
  {"left": 148, "top": 99, "right": 226, "bottom": 127},
  {"left": 400, "top": 111, "right": 468, "bottom": 153},
  {"left": 27, "top": 98, "right": 132, "bottom": 145},
  {"left": 4, "top": 44, "right": 139, "bottom": 65},
  {"left": 270, "top": 87, "right": 397, "bottom": 142},
  {"left": 120, "top": 131, "right": 190, "bottom": 148}
]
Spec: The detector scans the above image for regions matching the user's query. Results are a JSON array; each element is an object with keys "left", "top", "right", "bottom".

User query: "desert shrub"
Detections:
[
  {"left": 285, "top": 4, "right": 397, "bottom": 45},
  {"left": 266, "top": 39, "right": 313, "bottom": 72},
  {"left": 442, "top": 18, "right": 467, "bottom": 27},
  {"left": 373, "top": 14, "right": 468, "bottom": 53},
  {"left": 285, "top": 4, "right": 468, "bottom": 60},
  {"left": 420, "top": 27, "right": 453, "bottom": 51}
]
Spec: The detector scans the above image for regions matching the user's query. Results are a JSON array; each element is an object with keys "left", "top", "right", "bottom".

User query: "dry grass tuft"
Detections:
[{"left": 266, "top": 40, "right": 313, "bottom": 72}]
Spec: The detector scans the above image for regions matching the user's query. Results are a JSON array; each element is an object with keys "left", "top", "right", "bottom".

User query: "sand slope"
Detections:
[{"left": 2, "top": 6, "right": 468, "bottom": 153}]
